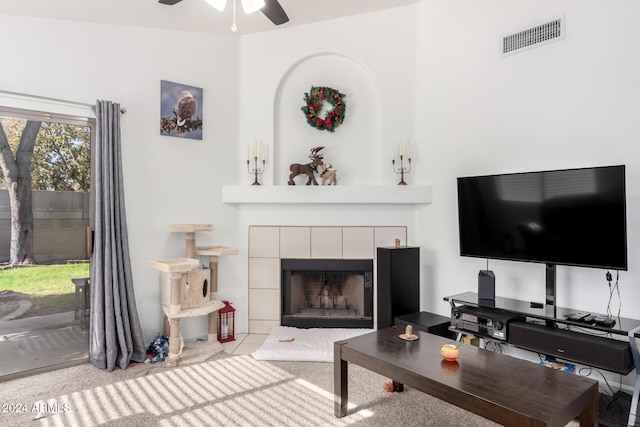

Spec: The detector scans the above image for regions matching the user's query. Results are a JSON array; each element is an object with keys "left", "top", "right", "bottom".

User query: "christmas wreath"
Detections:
[{"left": 301, "top": 86, "right": 346, "bottom": 132}]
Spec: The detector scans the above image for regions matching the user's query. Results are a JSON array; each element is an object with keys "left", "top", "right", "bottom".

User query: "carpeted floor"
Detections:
[{"left": 0, "top": 351, "right": 505, "bottom": 427}]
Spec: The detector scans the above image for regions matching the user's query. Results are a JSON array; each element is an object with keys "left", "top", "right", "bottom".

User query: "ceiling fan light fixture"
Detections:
[
  {"left": 204, "top": 0, "right": 227, "bottom": 12},
  {"left": 240, "top": 0, "right": 265, "bottom": 14}
]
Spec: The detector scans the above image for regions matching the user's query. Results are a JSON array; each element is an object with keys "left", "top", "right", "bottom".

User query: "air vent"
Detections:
[{"left": 501, "top": 15, "right": 565, "bottom": 57}]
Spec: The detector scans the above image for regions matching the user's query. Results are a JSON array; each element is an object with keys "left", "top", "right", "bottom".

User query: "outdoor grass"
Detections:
[{"left": 0, "top": 263, "right": 90, "bottom": 317}]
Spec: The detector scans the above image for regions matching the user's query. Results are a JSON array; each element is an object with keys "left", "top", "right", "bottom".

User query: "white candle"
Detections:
[
  {"left": 246, "top": 144, "right": 250, "bottom": 161},
  {"left": 399, "top": 139, "right": 403, "bottom": 156},
  {"left": 392, "top": 142, "right": 395, "bottom": 161},
  {"left": 406, "top": 142, "right": 411, "bottom": 159},
  {"left": 262, "top": 142, "right": 266, "bottom": 162},
  {"left": 253, "top": 139, "right": 257, "bottom": 159}
]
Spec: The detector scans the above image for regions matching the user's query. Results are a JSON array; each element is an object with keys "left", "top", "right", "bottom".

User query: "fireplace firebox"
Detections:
[{"left": 281, "top": 259, "right": 373, "bottom": 328}]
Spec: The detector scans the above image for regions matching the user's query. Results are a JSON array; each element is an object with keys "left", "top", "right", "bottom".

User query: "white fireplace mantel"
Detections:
[{"left": 222, "top": 185, "right": 432, "bottom": 205}]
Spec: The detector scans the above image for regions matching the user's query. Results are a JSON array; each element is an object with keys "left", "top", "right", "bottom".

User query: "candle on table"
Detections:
[
  {"left": 392, "top": 142, "right": 395, "bottom": 161},
  {"left": 406, "top": 142, "right": 411, "bottom": 160},
  {"left": 399, "top": 139, "right": 403, "bottom": 156},
  {"left": 405, "top": 324, "right": 413, "bottom": 338}
]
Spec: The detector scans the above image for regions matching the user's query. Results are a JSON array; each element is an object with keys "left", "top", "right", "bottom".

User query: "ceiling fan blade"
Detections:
[
  {"left": 158, "top": 0, "right": 183, "bottom": 5},
  {"left": 261, "top": 0, "right": 289, "bottom": 25}
]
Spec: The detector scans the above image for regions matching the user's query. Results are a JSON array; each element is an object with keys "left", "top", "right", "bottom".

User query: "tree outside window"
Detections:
[{"left": 0, "top": 113, "right": 91, "bottom": 265}]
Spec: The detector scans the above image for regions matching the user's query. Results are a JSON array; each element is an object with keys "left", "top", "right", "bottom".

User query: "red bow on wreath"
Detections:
[{"left": 301, "top": 86, "right": 346, "bottom": 132}]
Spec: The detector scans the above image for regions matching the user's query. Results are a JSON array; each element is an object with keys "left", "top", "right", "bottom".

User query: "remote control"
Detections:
[
  {"left": 568, "top": 312, "right": 590, "bottom": 320},
  {"left": 582, "top": 314, "right": 595, "bottom": 323},
  {"left": 594, "top": 315, "right": 608, "bottom": 323},
  {"left": 602, "top": 318, "right": 616, "bottom": 327}
]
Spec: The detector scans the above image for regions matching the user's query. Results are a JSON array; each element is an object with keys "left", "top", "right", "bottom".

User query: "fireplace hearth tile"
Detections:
[
  {"left": 249, "top": 226, "right": 280, "bottom": 258},
  {"left": 249, "top": 258, "right": 280, "bottom": 289},
  {"left": 311, "top": 227, "right": 342, "bottom": 258},
  {"left": 343, "top": 227, "right": 374, "bottom": 259},
  {"left": 249, "top": 320, "right": 279, "bottom": 334},
  {"left": 249, "top": 289, "right": 279, "bottom": 320},
  {"left": 280, "top": 227, "right": 311, "bottom": 258}
]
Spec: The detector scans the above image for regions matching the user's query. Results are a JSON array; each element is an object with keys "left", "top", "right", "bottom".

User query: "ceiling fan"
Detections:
[{"left": 159, "top": 0, "right": 289, "bottom": 30}]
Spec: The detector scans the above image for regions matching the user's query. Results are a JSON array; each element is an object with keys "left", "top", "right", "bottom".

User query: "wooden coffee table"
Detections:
[{"left": 334, "top": 327, "right": 598, "bottom": 426}]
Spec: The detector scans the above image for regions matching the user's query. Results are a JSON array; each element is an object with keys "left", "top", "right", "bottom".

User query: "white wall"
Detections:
[
  {"left": 414, "top": 0, "right": 640, "bottom": 320},
  {"left": 0, "top": 15, "right": 240, "bottom": 343},
  {"left": 414, "top": 0, "right": 640, "bottom": 390},
  {"left": 237, "top": 6, "right": 417, "bottom": 186}
]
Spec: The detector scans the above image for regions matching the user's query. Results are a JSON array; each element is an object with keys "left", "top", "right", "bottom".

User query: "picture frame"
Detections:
[{"left": 160, "top": 80, "right": 203, "bottom": 140}]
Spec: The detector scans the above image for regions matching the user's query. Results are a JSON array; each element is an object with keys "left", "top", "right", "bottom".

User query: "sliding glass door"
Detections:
[{"left": 0, "top": 106, "right": 94, "bottom": 381}]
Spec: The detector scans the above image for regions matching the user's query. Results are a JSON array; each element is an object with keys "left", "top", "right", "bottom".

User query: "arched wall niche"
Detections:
[{"left": 273, "top": 52, "right": 383, "bottom": 185}]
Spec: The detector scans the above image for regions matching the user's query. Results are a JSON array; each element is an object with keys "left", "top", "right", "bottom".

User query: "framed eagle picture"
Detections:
[{"left": 160, "top": 80, "right": 203, "bottom": 140}]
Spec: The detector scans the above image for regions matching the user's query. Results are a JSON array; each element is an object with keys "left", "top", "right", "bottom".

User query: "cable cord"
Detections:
[
  {"left": 580, "top": 366, "right": 630, "bottom": 427},
  {"left": 606, "top": 270, "right": 622, "bottom": 320}
]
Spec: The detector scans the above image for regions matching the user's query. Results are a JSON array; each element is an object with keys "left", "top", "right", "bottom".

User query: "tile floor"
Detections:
[{"left": 221, "top": 333, "right": 267, "bottom": 355}]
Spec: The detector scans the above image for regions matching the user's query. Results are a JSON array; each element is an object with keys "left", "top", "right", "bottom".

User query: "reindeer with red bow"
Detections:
[{"left": 288, "top": 147, "right": 325, "bottom": 185}]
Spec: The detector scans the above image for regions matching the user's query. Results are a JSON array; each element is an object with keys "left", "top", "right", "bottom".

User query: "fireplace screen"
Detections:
[{"left": 281, "top": 259, "right": 373, "bottom": 328}]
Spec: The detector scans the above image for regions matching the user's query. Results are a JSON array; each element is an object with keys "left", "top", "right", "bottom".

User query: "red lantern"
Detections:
[{"left": 218, "top": 301, "right": 236, "bottom": 343}]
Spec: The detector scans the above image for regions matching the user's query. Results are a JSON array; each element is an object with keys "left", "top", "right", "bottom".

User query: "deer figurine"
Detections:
[
  {"left": 288, "top": 146, "right": 325, "bottom": 185},
  {"left": 320, "top": 163, "right": 337, "bottom": 185}
]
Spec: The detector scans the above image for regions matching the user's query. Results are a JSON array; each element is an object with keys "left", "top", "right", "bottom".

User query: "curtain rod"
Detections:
[{"left": 0, "top": 89, "right": 126, "bottom": 114}]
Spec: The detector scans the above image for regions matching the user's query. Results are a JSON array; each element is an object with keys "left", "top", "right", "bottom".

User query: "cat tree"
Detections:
[{"left": 149, "top": 223, "right": 238, "bottom": 366}]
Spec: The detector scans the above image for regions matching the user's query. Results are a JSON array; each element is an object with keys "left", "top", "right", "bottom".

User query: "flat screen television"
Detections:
[{"left": 457, "top": 165, "right": 627, "bottom": 271}]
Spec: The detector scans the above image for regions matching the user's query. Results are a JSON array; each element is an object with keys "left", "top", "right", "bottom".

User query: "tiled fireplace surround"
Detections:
[{"left": 248, "top": 225, "right": 407, "bottom": 334}]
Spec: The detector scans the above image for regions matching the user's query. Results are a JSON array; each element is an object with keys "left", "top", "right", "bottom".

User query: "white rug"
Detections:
[{"left": 251, "top": 326, "right": 373, "bottom": 362}]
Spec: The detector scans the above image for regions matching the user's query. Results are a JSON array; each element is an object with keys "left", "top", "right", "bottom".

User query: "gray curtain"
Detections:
[{"left": 90, "top": 100, "right": 145, "bottom": 371}]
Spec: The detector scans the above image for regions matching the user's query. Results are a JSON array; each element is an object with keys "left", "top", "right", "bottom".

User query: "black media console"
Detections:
[{"left": 444, "top": 291, "right": 640, "bottom": 426}]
